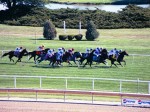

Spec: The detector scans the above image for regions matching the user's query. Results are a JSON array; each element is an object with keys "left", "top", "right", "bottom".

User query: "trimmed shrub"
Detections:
[
  {"left": 43, "top": 20, "right": 57, "bottom": 40},
  {"left": 86, "top": 20, "right": 99, "bottom": 41},
  {"left": 75, "top": 34, "right": 83, "bottom": 41},
  {"left": 68, "top": 35, "right": 75, "bottom": 40},
  {"left": 59, "top": 35, "right": 68, "bottom": 40}
]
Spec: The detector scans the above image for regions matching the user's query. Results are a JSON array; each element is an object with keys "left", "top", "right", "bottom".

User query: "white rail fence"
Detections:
[
  {"left": 0, "top": 75, "right": 150, "bottom": 94},
  {"left": 0, "top": 88, "right": 150, "bottom": 106}
]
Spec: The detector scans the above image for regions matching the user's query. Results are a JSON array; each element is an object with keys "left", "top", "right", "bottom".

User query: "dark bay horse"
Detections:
[
  {"left": 1, "top": 49, "right": 28, "bottom": 64},
  {"left": 50, "top": 52, "right": 72, "bottom": 67},
  {"left": 28, "top": 48, "right": 49, "bottom": 62},
  {"left": 83, "top": 49, "right": 108, "bottom": 67},
  {"left": 64, "top": 52, "right": 82, "bottom": 66},
  {"left": 108, "top": 50, "right": 129, "bottom": 67},
  {"left": 36, "top": 51, "right": 72, "bottom": 67},
  {"left": 49, "top": 51, "right": 82, "bottom": 67}
]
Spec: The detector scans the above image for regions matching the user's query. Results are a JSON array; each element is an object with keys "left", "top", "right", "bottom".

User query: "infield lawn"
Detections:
[{"left": 0, "top": 24, "right": 150, "bottom": 93}]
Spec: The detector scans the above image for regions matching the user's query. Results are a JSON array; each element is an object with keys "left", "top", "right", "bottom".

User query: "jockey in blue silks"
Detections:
[
  {"left": 14, "top": 47, "right": 23, "bottom": 57},
  {"left": 93, "top": 47, "right": 102, "bottom": 61},
  {"left": 84, "top": 48, "right": 90, "bottom": 58}
]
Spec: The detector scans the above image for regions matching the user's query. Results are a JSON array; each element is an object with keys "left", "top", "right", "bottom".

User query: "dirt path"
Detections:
[{"left": 0, "top": 101, "right": 149, "bottom": 112}]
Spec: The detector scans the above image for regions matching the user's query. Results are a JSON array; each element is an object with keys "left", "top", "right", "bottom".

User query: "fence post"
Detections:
[
  {"left": 148, "top": 82, "right": 150, "bottom": 94},
  {"left": 137, "top": 78, "right": 139, "bottom": 93},
  {"left": 65, "top": 78, "right": 68, "bottom": 90},
  {"left": 2, "top": 50, "right": 4, "bottom": 56},
  {"left": 7, "top": 90, "right": 9, "bottom": 100},
  {"left": 120, "top": 80, "right": 122, "bottom": 93},
  {"left": 40, "top": 77, "right": 42, "bottom": 88},
  {"left": 14, "top": 76, "right": 16, "bottom": 88},
  {"left": 92, "top": 79, "right": 94, "bottom": 90},
  {"left": 36, "top": 91, "right": 38, "bottom": 101}
]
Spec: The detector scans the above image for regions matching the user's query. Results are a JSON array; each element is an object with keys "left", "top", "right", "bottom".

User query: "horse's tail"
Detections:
[{"left": 1, "top": 52, "right": 10, "bottom": 58}]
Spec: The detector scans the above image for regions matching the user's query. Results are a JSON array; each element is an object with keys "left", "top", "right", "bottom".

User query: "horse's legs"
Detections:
[
  {"left": 28, "top": 55, "right": 33, "bottom": 61},
  {"left": 118, "top": 61, "right": 123, "bottom": 67},
  {"left": 83, "top": 61, "right": 88, "bottom": 67},
  {"left": 123, "top": 60, "right": 126, "bottom": 66},
  {"left": 9, "top": 56, "right": 14, "bottom": 62},
  {"left": 110, "top": 61, "right": 118, "bottom": 68},
  {"left": 36, "top": 56, "right": 40, "bottom": 61},
  {"left": 79, "top": 58, "right": 85, "bottom": 65},
  {"left": 67, "top": 61, "right": 72, "bottom": 66},
  {"left": 89, "top": 61, "right": 92, "bottom": 68}
]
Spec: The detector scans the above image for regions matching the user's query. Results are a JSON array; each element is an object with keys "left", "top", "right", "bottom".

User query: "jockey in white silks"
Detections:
[
  {"left": 46, "top": 49, "right": 53, "bottom": 58},
  {"left": 37, "top": 45, "right": 44, "bottom": 51},
  {"left": 108, "top": 48, "right": 120, "bottom": 59},
  {"left": 57, "top": 48, "right": 64, "bottom": 61},
  {"left": 116, "top": 49, "right": 122, "bottom": 59}
]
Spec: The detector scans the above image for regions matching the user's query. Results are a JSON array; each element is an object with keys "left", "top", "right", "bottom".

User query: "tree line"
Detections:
[{"left": 0, "top": 4, "right": 150, "bottom": 29}]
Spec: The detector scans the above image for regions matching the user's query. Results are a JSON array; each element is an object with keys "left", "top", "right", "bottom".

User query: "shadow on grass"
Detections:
[{"left": 0, "top": 62, "right": 15, "bottom": 65}]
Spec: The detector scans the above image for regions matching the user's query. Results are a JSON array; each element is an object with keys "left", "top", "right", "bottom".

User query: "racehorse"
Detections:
[
  {"left": 79, "top": 52, "right": 89, "bottom": 65},
  {"left": 50, "top": 51, "right": 72, "bottom": 67},
  {"left": 63, "top": 52, "right": 82, "bottom": 66},
  {"left": 48, "top": 51, "right": 82, "bottom": 67},
  {"left": 36, "top": 51, "right": 72, "bottom": 67},
  {"left": 108, "top": 50, "right": 129, "bottom": 67},
  {"left": 83, "top": 49, "right": 108, "bottom": 67},
  {"left": 1, "top": 49, "right": 28, "bottom": 64},
  {"left": 28, "top": 48, "right": 49, "bottom": 63}
]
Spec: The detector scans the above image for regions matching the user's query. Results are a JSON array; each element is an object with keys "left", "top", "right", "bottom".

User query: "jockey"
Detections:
[
  {"left": 38, "top": 45, "right": 44, "bottom": 51},
  {"left": 90, "top": 48, "right": 93, "bottom": 53},
  {"left": 66, "top": 48, "right": 74, "bottom": 60},
  {"left": 108, "top": 48, "right": 118, "bottom": 59},
  {"left": 93, "top": 47, "right": 101, "bottom": 61},
  {"left": 14, "top": 47, "right": 23, "bottom": 57},
  {"left": 108, "top": 49, "right": 114, "bottom": 56},
  {"left": 68, "top": 48, "right": 74, "bottom": 56},
  {"left": 85, "top": 48, "right": 90, "bottom": 58},
  {"left": 62, "top": 47, "right": 65, "bottom": 52},
  {"left": 93, "top": 47, "right": 101, "bottom": 57},
  {"left": 116, "top": 49, "right": 122, "bottom": 59},
  {"left": 47, "top": 49, "right": 53, "bottom": 58},
  {"left": 56, "top": 48, "right": 64, "bottom": 61}
]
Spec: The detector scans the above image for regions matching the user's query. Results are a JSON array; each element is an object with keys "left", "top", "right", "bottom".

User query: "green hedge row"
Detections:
[
  {"left": 59, "top": 34, "right": 83, "bottom": 41},
  {"left": 0, "top": 4, "right": 150, "bottom": 28}
]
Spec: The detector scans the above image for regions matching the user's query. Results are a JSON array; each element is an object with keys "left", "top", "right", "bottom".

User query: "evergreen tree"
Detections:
[
  {"left": 85, "top": 20, "right": 99, "bottom": 41},
  {"left": 43, "top": 20, "right": 57, "bottom": 40}
]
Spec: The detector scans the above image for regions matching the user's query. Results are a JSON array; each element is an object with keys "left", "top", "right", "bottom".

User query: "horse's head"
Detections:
[
  {"left": 121, "top": 50, "right": 129, "bottom": 56},
  {"left": 74, "top": 52, "right": 82, "bottom": 58},
  {"left": 22, "top": 48, "right": 28, "bottom": 54}
]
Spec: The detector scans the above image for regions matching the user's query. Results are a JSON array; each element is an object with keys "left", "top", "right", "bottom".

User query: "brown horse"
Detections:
[{"left": 1, "top": 49, "right": 28, "bottom": 64}]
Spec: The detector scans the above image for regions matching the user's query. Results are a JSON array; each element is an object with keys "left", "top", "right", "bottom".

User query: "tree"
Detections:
[
  {"left": 43, "top": 20, "right": 57, "bottom": 40},
  {"left": 85, "top": 20, "right": 99, "bottom": 41},
  {"left": 0, "top": 0, "right": 48, "bottom": 9}
]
